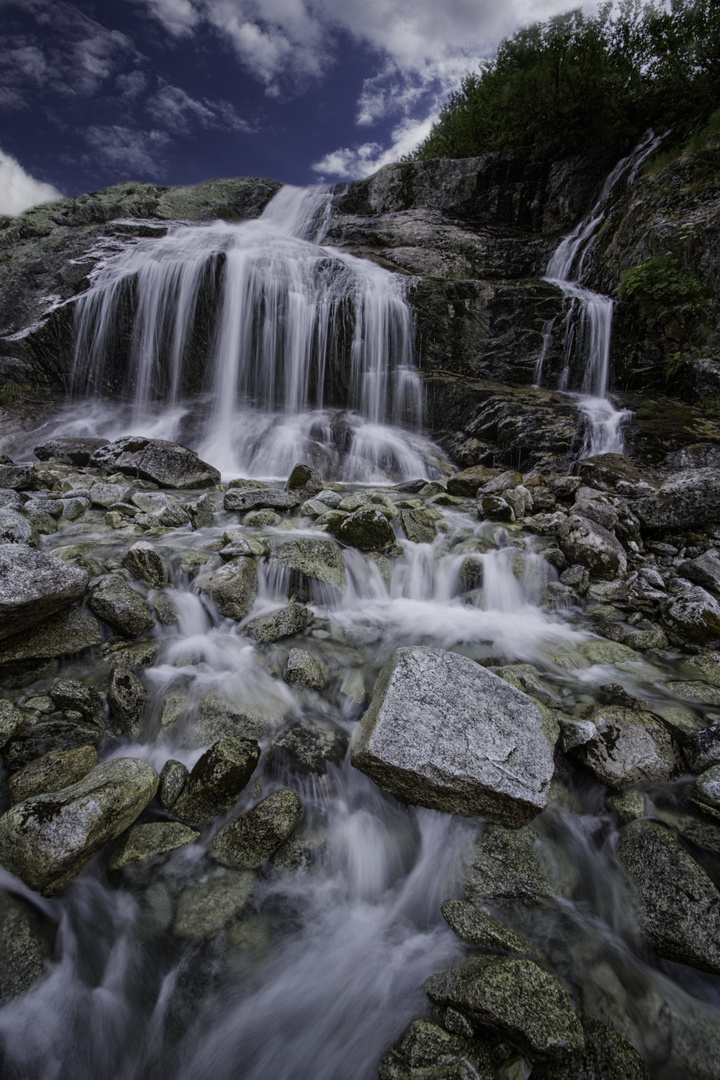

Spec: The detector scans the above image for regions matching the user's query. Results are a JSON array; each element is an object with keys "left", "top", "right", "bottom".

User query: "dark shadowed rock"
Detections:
[
  {"left": 532, "top": 1017, "right": 650, "bottom": 1080},
  {"left": 617, "top": 820, "right": 720, "bottom": 975},
  {"left": 158, "top": 759, "right": 189, "bottom": 809},
  {"left": 0, "top": 608, "right": 101, "bottom": 669},
  {"left": 107, "top": 821, "right": 199, "bottom": 871},
  {"left": 350, "top": 647, "right": 554, "bottom": 824},
  {"left": 378, "top": 1018, "right": 495, "bottom": 1080},
  {"left": 0, "top": 890, "right": 54, "bottom": 1003},
  {"left": 107, "top": 667, "right": 147, "bottom": 732},
  {"left": 285, "top": 463, "right": 323, "bottom": 502},
  {"left": 90, "top": 437, "right": 220, "bottom": 489},
  {"left": 569, "top": 705, "right": 684, "bottom": 789},
  {"left": 9, "top": 745, "right": 98, "bottom": 803},
  {"left": 334, "top": 507, "right": 396, "bottom": 552},
  {"left": 0, "top": 544, "right": 88, "bottom": 641},
  {"left": 635, "top": 468, "right": 720, "bottom": 531},
  {"left": 267, "top": 720, "right": 348, "bottom": 777},
  {"left": 209, "top": 788, "right": 302, "bottom": 869},
  {"left": 34, "top": 438, "right": 109, "bottom": 465},
  {"left": 0, "top": 757, "right": 159, "bottom": 896}
]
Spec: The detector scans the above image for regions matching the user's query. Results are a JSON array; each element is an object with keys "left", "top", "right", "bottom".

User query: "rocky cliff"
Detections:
[{"left": 1, "top": 141, "right": 719, "bottom": 470}]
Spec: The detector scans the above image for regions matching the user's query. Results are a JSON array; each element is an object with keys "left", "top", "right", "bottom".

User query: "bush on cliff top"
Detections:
[{"left": 411, "top": 0, "right": 720, "bottom": 164}]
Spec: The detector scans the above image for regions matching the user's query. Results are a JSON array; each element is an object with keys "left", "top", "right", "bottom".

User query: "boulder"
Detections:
[
  {"left": 0, "top": 890, "right": 53, "bottom": 1003},
  {"left": 34, "top": 437, "right": 109, "bottom": 466},
  {"left": 379, "top": 1018, "right": 494, "bottom": 1080},
  {"left": 0, "top": 757, "right": 159, "bottom": 896},
  {"left": 557, "top": 514, "right": 627, "bottom": 581},
  {"left": 350, "top": 647, "right": 554, "bottom": 825},
  {"left": 334, "top": 507, "right": 396, "bottom": 552},
  {"left": 425, "top": 956, "right": 584, "bottom": 1058},
  {"left": 684, "top": 726, "right": 720, "bottom": 774},
  {"left": 283, "top": 648, "right": 329, "bottom": 691},
  {"left": 107, "top": 667, "right": 147, "bottom": 732},
  {"left": 0, "top": 544, "right": 87, "bottom": 641},
  {"left": 463, "top": 823, "right": 558, "bottom": 908},
  {"left": 223, "top": 487, "right": 296, "bottom": 513},
  {"left": 285, "top": 463, "right": 323, "bottom": 502},
  {"left": 49, "top": 679, "right": 104, "bottom": 724},
  {"left": 107, "top": 821, "right": 199, "bottom": 871},
  {"left": 679, "top": 550, "right": 720, "bottom": 595},
  {"left": 209, "top": 788, "right": 302, "bottom": 869},
  {"left": 569, "top": 706, "right": 684, "bottom": 789},
  {"left": 478, "top": 495, "right": 514, "bottom": 522},
  {"left": 267, "top": 536, "right": 347, "bottom": 598},
  {"left": 0, "top": 466, "right": 39, "bottom": 492},
  {"left": 157, "top": 759, "right": 189, "bottom": 809},
  {"left": 446, "top": 464, "right": 502, "bottom": 498},
  {"left": 171, "top": 737, "right": 261, "bottom": 825},
  {"left": 2, "top": 714, "right": 103, "bottom": 773},
  {"left": 0, "top": 700, "right": 27, "bottom": 749},
  {"left": 90, "top": 437, "right": 220, "bottom": 489},
  {"left": 400, "top": 508, "right": 437, "bottom": 544},
  {"left": 618, "top": 820, "right": 720, "bottom": 974},
  {"left": 121, "top": 541, "right": 169, "bottom": 588},
  {"left": 244, "top": 602, "right": 313, "bottom": 643},
  {"left": 88, "top": 575, "right": 155, "bottom": 638},
  {"left": 0, "top": 608, "right": 101, "bottom": 669},
  {"left": 9, "top": 745, "right": 98, "bottom": 804},
  {"left": 531, "top": 1017, "right": 650, "bottom": 1080},
  {"left": 441, "top": 900, "right": 538, "bottom": 958},
  {"left": 193, "top": 559, "right": 258, "bottom": 620},
  {"left": 635, "top": 468, "right": 720, "bottom": 530},
  {"left": 173, "top": 870, "right": 255, "bottom": 938},
  {"left": 266, "top": 720, "right": 348, "bottom": 777},
  {"left": 661, "top": 586, "right": 720, "bottom": 647}
]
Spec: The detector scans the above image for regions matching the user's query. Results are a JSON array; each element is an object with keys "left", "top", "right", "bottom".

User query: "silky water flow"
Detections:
[{"left": 0, "top": 175, "right": 719, "bottom": 1080}]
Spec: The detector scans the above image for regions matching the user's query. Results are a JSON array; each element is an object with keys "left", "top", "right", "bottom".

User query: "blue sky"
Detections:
[{"left": 0, "top": 0, "right": 588, "bottom": 214}]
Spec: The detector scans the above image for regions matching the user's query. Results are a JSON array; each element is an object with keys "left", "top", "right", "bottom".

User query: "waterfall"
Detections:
[
  {"left": 542, "top": 131, "right": 663, "bottom": 456},
  {"left": 70, "top": 186, "right": 430, "bottom": 482}
]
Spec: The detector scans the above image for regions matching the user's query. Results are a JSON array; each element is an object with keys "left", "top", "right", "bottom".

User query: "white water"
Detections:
[
  {"left": 542, "top": 132, "right": 663, "bottom": 456},
  {"left": 69, "top": 186, "right": 434, "bottom": 482}
]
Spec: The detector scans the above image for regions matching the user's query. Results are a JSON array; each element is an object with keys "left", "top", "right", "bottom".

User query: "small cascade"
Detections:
[
  {"left": 70, "top": 186, "right": 432, "bottom": 481},
  {"left": 541, "top": 131, "right": 663, "bottom": 456}
]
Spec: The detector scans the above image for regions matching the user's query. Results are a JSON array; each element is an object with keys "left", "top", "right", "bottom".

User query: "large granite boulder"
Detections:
[
  {"left": 0, "top": 544, "right": 88, "bottom": 641},
  {"left": 90, "top": 437, "right": 220, "bottom": 489},
  {"left": 34, "top": 437, "right": 109, "bottom": 466},
  {"left": 661, "top": 586, "right": 720, "bottom": 647},
  {"left": 635, "top": 468, "right": 720, "bottom": 530},
  {"left": 0, "top": 757, "right": 159, "bottom": 896},
  {"left": 557, "top": 514, "right": 627, "bottom": 581},
  {"left": 617, "top": 820, "right": 720, "bottom": 975},
  {"left": 350, "top": 647, "right": 554, "bottom": 825}
]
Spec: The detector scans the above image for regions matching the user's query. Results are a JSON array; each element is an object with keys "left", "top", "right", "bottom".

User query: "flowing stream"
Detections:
[{"left": 540, "top": 132, "right": 663, "bottom": 456}]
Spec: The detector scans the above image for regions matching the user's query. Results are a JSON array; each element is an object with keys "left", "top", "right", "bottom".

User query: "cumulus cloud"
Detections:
[
  {"left": 83, "top": 125, "right": 171, "bottom": 177},
  {"left": 0, "top": 148, "right": 62, "bottom": 215}
]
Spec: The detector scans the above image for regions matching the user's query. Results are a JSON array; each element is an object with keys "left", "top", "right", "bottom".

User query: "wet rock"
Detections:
[
  {"left": 88, "top": 481, "right": 136, "bottom": 509},
  {"left": 667, "top": 679, "right": 720, "bottom": 706},
  {"left": 683, "top": 725, "right": 720, "bottom": 773},
  {"left": 171, "top": 737, "right": 261, "bottom": 825},
  {"left": 90, "top": 437, "right": 220, "bottom": 489},
  {"left": 606, "top": 790, "right": 651, "bottom": 824},
  {"left": 459, "top": 555, "right": 484, "bottom": 591},
  {"left": 209, "top": 788, "right": 302, "bottom": 869},
  {"left": 0, "top": 890, "right": 53, "bottom": 1003},
  {"left": 557, "top": 515, "right": 626, "bottom": 581},
  {"left": 425, "top": 956, "right": 584, "bottom": 1058},
  {"left": 0, "top": 544, "right": 88, "bottom": 641},
  {"left": 158, "top": 759, "right": 188, "bottom": 809},
  {"left": 683, "top": 651, "right": 720, "bottom": 687},
  {"left": 220, "top": 535, "right": 264, "bottom": 560},
  {"left": 121, "top": 541, "right": 169, "bottom": 588},
  {"left": 635, "top": 468, "right": 720, "bottom": 531},
  {"left": 350, "top": 647, "right": 554, "bottom": 825},
  {"left": 99, "top": 637, "right": 158, "bottom": 670},
  {"left": 0, "top": 608, "right": 101, "bottom": 670},
  {"left": 283, "top": 648, "right": 329, "bottom": 691},
  {"left": 531, "top": 1017, "right": 650, "bottom": 1079},
  {"left": 193, "top": 558, "right": 258, "bottom": 621},
  {"left": 0, "top": 700, "right": 27, "bottom": 749},
  {"left": 379, "top": 1018, "right": 495, "bottom": 1080},
  {"left": 88, "top": 576, "right": 155, "bottom": 638},
  {"left": 107, "top": 821, "right": 199, "bottom": 871},
  {"left": 618, "top": 820, "right": 720, "bottom": 974},
  {"left": 285, "top": 463, "right": 323, "bottom": 502},
  {"left": 2, "top": 713, "right": 103, "bottom": 772},
  {"left": 244, "top": 602, "right": 313, "bottom": 643},
  {"left": 693, "top": 765, "right": 720, "bottom": 815},
  {"left": 244, "top": 509, "right": 279, "bottom": 527},
  {"left": 441, "top": 900, "right": 538, "bottom": 958},
  {"left": 186, "top": 493, "right": 214, "bottom": 529},
  {"left": 0, "top": 466, "right": 40, "bottom": 491},
  {"left": 661, "top": 586, "right": 720, "bottom": 647},
  {"left": 49, "top": 679, "right": 103, "bottom": 725},
  {"left": 0, "top": 490, "right": 22, "bottom": 511},
  {"left": 570, "top": 706, "right": 684, "bottom": 789},
  {"left": 107, "top": 667, "right": 147, "bottom": 733},
  {"left": 400, "top": 508, "right": 438, "bottom": 544},
  {"left": 334, "top": 507, "right": 396, "bottom": 552},
  {"left": 173, "top": 870, "right": 255, "bottom": 938},
  {"left": 224, "top": 487, "right": 296, "bottom": 513},
  {"left": 34, "top": 437, "right": 109, "bottom": 466},
  {"left": 188, "top": 694, "right": 287, "bottom": 747},
  {"left": 9, "top": 745, "right": 98, "bottom": 803},
  {"left": 0, "top": 757, "right": 159, "bottom": 896},
  {"left": 267, "top": 536, "right": 347, "bottom": 598},
  {"left": 463, "top": 824, "right": 557, "bottom": 908},
  {"left": 679, "top": 550, "right": 720, "bottom": 595},
  {"left": 447, "top": 464, "right": 502, "bottom": 498},
  {"left": 267, "top": 720, "right": 348, "bottom": 777},
  {"left": 495, "top": 664, "right": 564, "bottom": 710},
  {"left": 478, "top": 494, "right": 514, "bottom": 522}
]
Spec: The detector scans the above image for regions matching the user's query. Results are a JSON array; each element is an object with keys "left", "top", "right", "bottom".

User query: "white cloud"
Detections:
[
  {"left": 147, "top": 80, "right": 253, "bottom": 133},
  {"left": 312, "top": 114, "right": 437, "bottom": 180},
  {"left": 0, "top": 149, "right": 62, "bottom": 215},
  {"left": 139, "top": 0, "right": 201, "bottom": 36},
  {"left": 83, "top": 125, "right": 171, "bottom": 177}
]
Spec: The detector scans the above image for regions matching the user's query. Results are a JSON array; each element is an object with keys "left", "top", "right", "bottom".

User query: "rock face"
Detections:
[
  {"left": 350, "top": 647, "right": 555, "bottom": 824},
  {"left": 89, "top": 437, "right": 220, "bottom": 489},
  {"left": 425, "top": 956, "right": 585, "bottom": 1058},
  {"left": 0, "top": 757, "right": 159, "bottom": 896},
  {"left": 618, "top": 820, "right": 720, "bottom": 975},
  {"left": 0, "top": 544, "right": 88, "bottom": 641}
]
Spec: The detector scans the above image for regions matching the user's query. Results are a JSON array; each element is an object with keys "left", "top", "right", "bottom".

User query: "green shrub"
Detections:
[{"left": 617, "top": 255, "right": 708, "bottom": 318}]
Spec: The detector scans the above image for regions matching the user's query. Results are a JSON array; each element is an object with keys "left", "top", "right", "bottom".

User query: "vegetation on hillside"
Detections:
[{"left": 411, "top": 0, "right": 720, "bottom": 164}]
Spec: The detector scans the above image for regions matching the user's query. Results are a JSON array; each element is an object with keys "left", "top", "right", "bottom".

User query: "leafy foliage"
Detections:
[
  {"left": 618, "top": 255, "right": 708, "bottom": 318},
  {"left": 411, "top": 0, "right": 720, "bottom": 165}
]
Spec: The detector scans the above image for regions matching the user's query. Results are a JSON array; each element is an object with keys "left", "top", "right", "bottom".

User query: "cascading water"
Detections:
[
  {"left": 69, "top": 186, "right": 431, "bottom": 482},
  {"left": 541, "top": 131, "right": 664, "bottom": 456}
]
